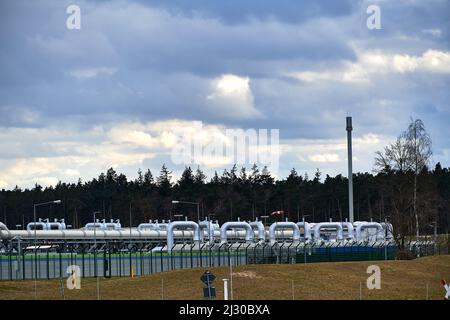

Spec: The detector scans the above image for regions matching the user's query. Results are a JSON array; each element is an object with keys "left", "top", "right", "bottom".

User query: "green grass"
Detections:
[{"left": 0, "top": 255, "right": 449, "bottom": 300}]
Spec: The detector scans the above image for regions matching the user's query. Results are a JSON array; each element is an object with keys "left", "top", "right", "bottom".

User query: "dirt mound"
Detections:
[{"left": 232, "top": 271, "right": 263, "bottom": 279}]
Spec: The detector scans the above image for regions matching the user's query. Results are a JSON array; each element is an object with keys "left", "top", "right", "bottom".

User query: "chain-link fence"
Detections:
[{"left": 1, "top": 239, "right": 448, "bottom": 281}]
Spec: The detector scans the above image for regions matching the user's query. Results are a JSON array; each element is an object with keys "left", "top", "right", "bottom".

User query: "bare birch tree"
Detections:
[
  {"left": 374, "top": 118, "right": 432, "bottom": 243},
  {"left": 405, "top": 118, "right": 432, "bottom": 241}
]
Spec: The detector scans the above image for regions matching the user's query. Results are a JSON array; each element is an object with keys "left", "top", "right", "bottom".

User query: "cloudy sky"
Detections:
[{"left": 0, "top": 0, "right": 449, "bottom": 189}]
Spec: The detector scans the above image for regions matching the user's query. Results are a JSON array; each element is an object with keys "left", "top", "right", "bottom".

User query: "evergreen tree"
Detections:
[
  {"left": 194, "top": 167, "right": 206, "bottom": 185},
  {"left": 144, "top": 169, "right": 154, "bottom": 186}
]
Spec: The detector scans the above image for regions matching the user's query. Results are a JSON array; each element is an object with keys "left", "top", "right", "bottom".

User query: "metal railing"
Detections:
[{"left": 0, "top": 240, "right": 448, "bottom": 281}]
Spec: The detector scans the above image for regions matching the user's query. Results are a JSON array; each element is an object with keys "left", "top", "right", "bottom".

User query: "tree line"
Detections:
[{"left": 0, "top": 119, "right": 449, "bottom": 244}]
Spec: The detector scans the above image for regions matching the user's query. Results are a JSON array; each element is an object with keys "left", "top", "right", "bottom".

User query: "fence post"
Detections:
[
  {"left": 261, "top": 243, "right": 266, "bottom": 264},
  {"left": 149, "top": 247, "right": 153, "bottom": 274},
  {"left": 81, "top": 249, "right": 85, "bottom": 278},
  {"left": 170, "top": 245, "right": 174, "bottom": 270},
  {"left": 106, "top": 244, "right": 112, "bottom": 278},
  {"left": 245, "top": 244, "right": 249, "bottom": 265},
  {"left": 22, "top": 248, "right": 25, "bottom": 280},
  {"left": 199, "top": 243, "right": 203, "bottom": 268},
  {"left": 129, "top": 246, "right": 133, "bottom": 277},
  {"left": 236, "top": 243, "right": 243, "bottom": 266},
  {"left": 103, "top": 249, "right": 107, "bottom": 278},
  {"left": 180, "top": 244, "right": 184, "bottom": 269},
  {"left": 302, "top": 243, "right": 306, "bottom": 264},
  {"left": 209, "top": 244, "right": 212, "bottom": 267},
  {"left": 190, "top": 243, "right": 194, "bottom": 269},
  {"left": 118, "top": 250, "right": 122, "bottom": 277},
  {"left": 271, "top": 243, "right": 278, "bottom": 264},
  {"left": 44, "top": 249, "right": 48, "bottom": 280},
  {"left": 327, "top": 244, "right": 331, "bottom": 262},
  {"left": 8, "top": 248, "right": 12, "bottom": 281},
  {"left": 140, "top": 247, "right": 143, "bottom": 276},
  {"left": 286, "top": 242, "right": 291, "bottom": 263},
  {"left": 160, "top": 246, "right": 164, "bottom": 272}
]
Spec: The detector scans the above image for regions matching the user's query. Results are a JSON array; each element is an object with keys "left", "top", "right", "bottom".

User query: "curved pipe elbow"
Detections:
[
  {"left": 296, "top": 222, "right": 312, "bottom": 240},
  {"left": 199, "top": 220, "right": 215, "bottom": 242},
  {"left": 313, "top": 223, "right": 344, "bottom": 240},
  {"left": 355, "top": 222, "right": 383, "bottom": 241},
  {"left": 269, "top": 222, "right": 301, "bottom": 244},
  {"left": 220, "top": 222, "right": 253, "bottom": 243},
  {"left": 341, "top": 222, "right": 355, "bottom": 240},
  {"left": 0, "top": 222, "right": 8, "bottom": 232},
  {"left": 250, "top": 221, "right": 265, "bottom": 242},
  {"left": 167, "top": 221, "right": 200, "bottom": 252}
]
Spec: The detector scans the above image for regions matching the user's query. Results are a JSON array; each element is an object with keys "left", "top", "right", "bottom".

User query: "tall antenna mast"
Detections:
[{"left": 346, "top": 117, "right": 354, "bottom": 223}]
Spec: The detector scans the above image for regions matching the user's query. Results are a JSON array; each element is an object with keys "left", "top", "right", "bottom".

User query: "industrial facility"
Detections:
[
  {"left": 0, "top": 217, "right": 394, "bottom": 246},
  {"left": 0, "top": 216, "right": 403, "bottom": 281},
  {"left": 0, "top": 117, "right": 406, "bottom": 280}
]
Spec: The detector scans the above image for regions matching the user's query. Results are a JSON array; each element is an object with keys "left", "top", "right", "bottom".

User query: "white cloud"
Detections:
[
  {"left": 309, "top": 153, "right": 340, "bottom": 163},
  {"left": 64, "top": 169, "right": 80, "bottom": 177},
  {"left": 109, "top": 126, "right": 156, "bottom": 148},
  {"left": 2, "top": 119, "right": 385, "bottom": 189},
  {"left": 207, "top": 74, "right": 263, "bottom": 119},
  {"left": 418, "top": 50, "right": 450, "bottom": 73},
  {"left": 393, "top": 54, "right": 419, "bottom": 73},
  {"left": 36, "top": 176, "right": 59, "bottom": 187},
  {"left": 289, "top": 49, "right": 450, "bottom": 84},
  {"left": 0, "top": 120, "right": 275, "bottom": 188},
  {"left": 0, "top": 179, "right": 7, "bottom": 189},
  {"left": 281, "top": 133, "right": 391, "bottom": 175}
]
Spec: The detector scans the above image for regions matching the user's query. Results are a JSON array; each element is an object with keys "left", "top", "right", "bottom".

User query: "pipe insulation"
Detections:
[
  {"left": 355, "top": 222, "right": 383, "bottom": 241},
  {"left": 250, "top": 221, "right": 266, "bottom": 242},
  {"left": 269, "top": 222, "right": 300, "bottom": 244},
  {"left": 313, "top": 222, "right": 344, "bottom": 241},
  {"left": 220, "top": 222, "right": 254, "bottom": 244},
  {"left": 167, "top": 221, "right": 201, "bottom": 252}
]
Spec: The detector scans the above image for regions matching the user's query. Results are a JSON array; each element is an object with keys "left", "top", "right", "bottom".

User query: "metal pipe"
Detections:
[
  {"left": 199, "top": 220, "right": 215, "bottom": 243},
  {"left": 0, "top": 220, "right": 392, "bottom": 243},
  {"left": 84, "top": 222, "right": 106, "bottom": 230},
  {"left": 220, "top": 222, "right": 253, "bottom": 244},
  {"left": 167, "top": 221, "right": 200, "bottom": 252},
  {"left": 341, "top": 222, "right": 355, "bottom": 240},
  {"left": 296, "top": 222, "right": 312, "bottom": 240},
  {"left": 0, "top": 228, "right": 295, "bottom": 240},
  {"left": 249, "top": 221, "right": 265, "bottom": 243},
  {"left": 313, "top": 222, "right": 344, "bottom": 241},
  {"left": 0, "top": 221, "right": 8, "bottom": 231},
  {"left": 137, "top": 223, "right": 159, "bottom": 231},
  {"left": 103, "top": 219, "right": 121, "bottom": 230},
  {"left": 46, "top": 219, "right": 66, "bottom": 230},
  {"left": 269, "top": 222, "right": 300, "bottom": 244},
  {"left": 27, "top": 221, "right": 47, "bottom": 231},
  {"left": 355, "top": 222, "right": 383, "bottom": 241},
  {"left": 380, "top": 222, "right": 394, "bottom": 240}
]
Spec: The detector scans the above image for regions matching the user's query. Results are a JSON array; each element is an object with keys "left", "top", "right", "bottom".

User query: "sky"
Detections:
[{"left": 0, "top": 0, "right": 449, "bottom": 189}]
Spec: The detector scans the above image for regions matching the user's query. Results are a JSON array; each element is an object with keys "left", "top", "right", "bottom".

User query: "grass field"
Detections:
[{"left": 0, "top": 255, "right": 449, "bottom": 300}]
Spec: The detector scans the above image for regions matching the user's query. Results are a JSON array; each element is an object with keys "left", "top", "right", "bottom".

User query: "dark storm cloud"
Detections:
[
  {"left": 133, "top": 0, "right": 355, "bottom": 24},
  {"left": 0, "top": 0, "right": 357, "bottom": 128},
  {"left": 0, "top": 0, "right": 449, "bottom": 188}
]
